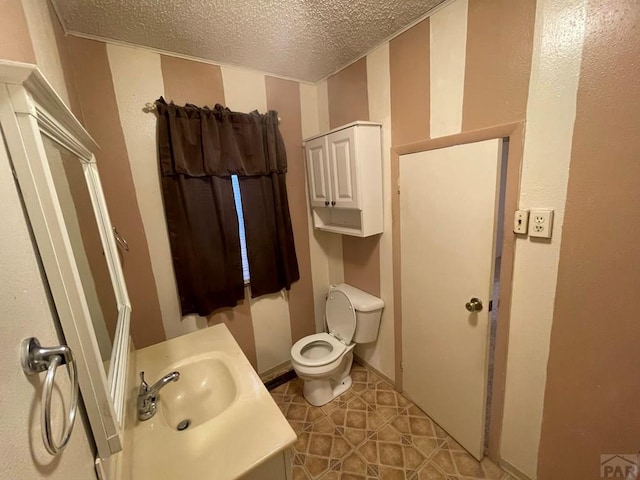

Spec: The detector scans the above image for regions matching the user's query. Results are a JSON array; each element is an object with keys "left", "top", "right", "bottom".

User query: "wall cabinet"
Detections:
[{"left": 304, "top": 122, "right": 383, "bottom": 237}]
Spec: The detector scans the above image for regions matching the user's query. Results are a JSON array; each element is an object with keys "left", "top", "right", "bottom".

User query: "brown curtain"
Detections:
[{"left": 155, "top": 98, "right": 299, "bottom": 316}]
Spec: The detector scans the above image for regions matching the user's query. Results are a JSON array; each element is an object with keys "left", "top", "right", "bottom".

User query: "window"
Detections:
[
  {"left": 157, "top": 100, "right": 299, "bottom": 315},
  {"left": 231, "top": 175, "right": 250, "bottom": 283}
]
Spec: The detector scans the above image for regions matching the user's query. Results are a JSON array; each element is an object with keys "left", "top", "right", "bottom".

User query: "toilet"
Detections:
[{"left": 290, "top": 283, "right": 384, "bottom": 406}]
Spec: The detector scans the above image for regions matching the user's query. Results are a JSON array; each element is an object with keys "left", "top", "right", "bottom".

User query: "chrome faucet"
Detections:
[{"left": 137, "top": 371, "right": 180, "bottom": 421}]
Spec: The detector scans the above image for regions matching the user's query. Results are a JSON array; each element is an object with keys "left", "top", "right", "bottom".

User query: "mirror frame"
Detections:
[{"left": 0, "top": 61, "right": 129, "bottom": 460}]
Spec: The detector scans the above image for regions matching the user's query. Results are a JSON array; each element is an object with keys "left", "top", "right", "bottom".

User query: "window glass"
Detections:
[{"left": 231, "top": 175, "right": 250, "bottom": 283}]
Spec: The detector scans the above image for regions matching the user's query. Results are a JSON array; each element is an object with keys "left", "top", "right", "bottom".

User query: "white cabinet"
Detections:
[
  {"left": 240, "top": 449, "right": 292, "bottom": 480},
  {"left": 306, "top": 137, "right": 331, "bottom": 208},
  {"left": 304, "top": 122, "right": 383, "bottom": 237},
  {"left": 327, "top": 127, "right": 359, "bottom": 209}
]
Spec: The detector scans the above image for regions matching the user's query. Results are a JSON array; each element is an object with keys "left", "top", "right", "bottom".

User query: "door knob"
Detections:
[{"left": 465, "top": 297, "right": 483, "bottom": 312}]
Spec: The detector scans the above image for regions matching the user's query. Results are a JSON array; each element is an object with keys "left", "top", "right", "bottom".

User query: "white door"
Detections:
[
  {"left": 400, "top": 138, "right": 502, "bottom": 460},
  {"left": 328, "top": 128, "right": 359, "bottom": 209},
  {"left": 305, "top": 137, "right": 331, "bottom": 208}
]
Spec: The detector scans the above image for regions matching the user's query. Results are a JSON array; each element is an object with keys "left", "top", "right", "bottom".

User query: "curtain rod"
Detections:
[{"left": 143, "top": 102, "right": 281, "bottom": 122}]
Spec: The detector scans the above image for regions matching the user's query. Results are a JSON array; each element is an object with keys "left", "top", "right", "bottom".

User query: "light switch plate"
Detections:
[
  {"left": 529, "top": 209, "right": 554, "bottom": 238},
  {"left": 513, "top": 210, "right": 529, "bottom": 234}
]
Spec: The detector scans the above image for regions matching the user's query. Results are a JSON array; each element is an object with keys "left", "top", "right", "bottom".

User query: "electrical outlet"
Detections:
[
  {"left": 513, "top": 210, "right": 529, "bottom": 234},
  {"left": 529, "top": 209, "right": 554, "bottom": 238}
]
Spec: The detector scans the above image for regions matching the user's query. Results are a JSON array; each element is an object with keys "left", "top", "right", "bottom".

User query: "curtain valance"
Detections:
[{"left": 155, "top": 97, "right": 287, "bottom": 177}]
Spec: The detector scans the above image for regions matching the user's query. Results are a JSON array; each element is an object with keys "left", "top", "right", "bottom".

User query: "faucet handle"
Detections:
[{"left": 139, "top": 371, "right": 149, "bottom": 393}]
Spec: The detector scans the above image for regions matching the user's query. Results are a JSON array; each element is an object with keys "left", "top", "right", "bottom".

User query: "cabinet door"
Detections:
[
  {"left": 328, "top": 128, "right": 359, "bottom": 209},
  {"left": 305, "top": 137, "right": 331, "bottom": 208}
]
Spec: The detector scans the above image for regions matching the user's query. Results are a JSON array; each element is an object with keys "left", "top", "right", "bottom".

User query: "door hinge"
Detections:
[
  {"left": 397, "top": 181, "right": 400, "bottom": 195},
  {"left": 489, "top": 300, "right": 493, "bottom": 312},
  {"left": 400, "top": 360, "right": 404, "bottom": 371}
]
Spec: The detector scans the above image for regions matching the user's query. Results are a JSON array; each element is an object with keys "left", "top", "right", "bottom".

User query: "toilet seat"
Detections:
[
  {"left": 291, "top": 333, "right": 347, "bottom": 367},
  {"left": 325, "top": 289, "right": 356, "bottom": 344}
]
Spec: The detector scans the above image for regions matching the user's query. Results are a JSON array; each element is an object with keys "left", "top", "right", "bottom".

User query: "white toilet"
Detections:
[{"left": 290, "top": 283, "right": 384, "bottom": 406}]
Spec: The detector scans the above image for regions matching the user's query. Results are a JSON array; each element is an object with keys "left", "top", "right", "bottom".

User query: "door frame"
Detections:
[{"left": 391, "top": 122, "right": 524, "bottom": 461}]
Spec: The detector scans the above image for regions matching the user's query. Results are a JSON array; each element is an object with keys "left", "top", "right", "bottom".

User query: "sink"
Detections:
[
  {"left": 159, "top": 354, "right": 238, "bottom": 430},
  {"left": 132, "top": 324, "right": 296, "bottom": 479}
]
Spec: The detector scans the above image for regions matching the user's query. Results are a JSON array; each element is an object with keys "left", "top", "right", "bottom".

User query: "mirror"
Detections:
[
  {"left": 0, "top": 62, "right": 130, "bottom": 462},
  {"left": 41, "top": 135, "right": 118, "bottom": 374}
]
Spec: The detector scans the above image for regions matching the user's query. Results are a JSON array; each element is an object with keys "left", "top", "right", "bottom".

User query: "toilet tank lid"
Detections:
[{"left": 331, "top": 283, "right": 384, "bottom": 312}]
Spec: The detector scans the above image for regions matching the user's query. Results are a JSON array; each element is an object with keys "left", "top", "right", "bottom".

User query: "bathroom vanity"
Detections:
[{"left": 130, "top": 324, "right": 296, "bottom": 479}]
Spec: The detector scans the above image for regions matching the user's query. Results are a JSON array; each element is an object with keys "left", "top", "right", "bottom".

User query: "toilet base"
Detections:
[
  {"left": 298, "top": 351, "right": 354, "bottom": 407},
  {"left": 303, "top": 375, "right": 353, "bottom": 407},
  {"left": 332, "top": 375, "right": 353, "bottom": 398}
]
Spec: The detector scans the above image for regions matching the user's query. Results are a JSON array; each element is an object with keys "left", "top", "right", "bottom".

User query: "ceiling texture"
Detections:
[{"left": 52, "top": 0, "right": 446, "bottom": 82}]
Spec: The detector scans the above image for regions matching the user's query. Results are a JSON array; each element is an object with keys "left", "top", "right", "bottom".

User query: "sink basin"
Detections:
[
  {"left": 159, "top": 355, "right": 237, "bottom": 430},
  {"left": 132, "top": 324, "right": 296, "bottom": 479}
]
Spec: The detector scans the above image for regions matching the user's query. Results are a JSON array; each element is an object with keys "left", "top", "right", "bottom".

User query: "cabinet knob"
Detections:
[
  {"left": 324, "top": 201, "right": 330, "bottom": 206},
  {"left": 331, "top": 201, "right": 336, "bottom": 206}
]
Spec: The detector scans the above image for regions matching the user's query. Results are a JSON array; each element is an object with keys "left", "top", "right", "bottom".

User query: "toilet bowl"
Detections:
[{"left": 290, "top": 283, "right": 384, "bottom": 406}]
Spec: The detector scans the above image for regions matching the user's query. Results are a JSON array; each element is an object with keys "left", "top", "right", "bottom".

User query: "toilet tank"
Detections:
[{"left": 331, "top": 283, "right": 384, "bottom": 344}]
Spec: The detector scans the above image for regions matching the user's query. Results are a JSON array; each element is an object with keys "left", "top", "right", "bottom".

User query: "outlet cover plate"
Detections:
[
  {"left": 513, "top": 210, "right": 529, "bottom": 234},
  {"left": 529, "top": 209, "right": 554, "bottom": 238}
]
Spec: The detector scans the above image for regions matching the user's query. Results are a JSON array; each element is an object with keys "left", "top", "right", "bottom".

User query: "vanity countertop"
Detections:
[{"left": 131, "top": 323, "right": 296, "bottom": 479}]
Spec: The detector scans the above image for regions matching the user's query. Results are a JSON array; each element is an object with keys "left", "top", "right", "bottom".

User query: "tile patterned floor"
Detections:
[{"left": 270, "top": 363, "right": 515, "bottom": 480}]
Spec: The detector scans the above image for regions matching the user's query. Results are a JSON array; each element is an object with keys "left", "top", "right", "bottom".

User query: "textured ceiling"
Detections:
[{"left": 52, "top": 0, "right": 446, "bottom": 82}]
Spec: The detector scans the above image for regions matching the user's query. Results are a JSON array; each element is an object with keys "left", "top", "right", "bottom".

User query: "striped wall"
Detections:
[
  {"left": 265, "top": 76, "right": 315, "bottom": 346},
  {"left": 360, "top": 44, "right": 395, "bottom": 382},
  {"left": 389, "top": 18, "right": 430, "bottom": 146},
  {"left": 429, "top": 0, "right": 468, "bottom": 138},
  {"left": 0, "top": 1, "right": 101, "bottom": 478},
  {"left": 316, "top": 0, "right": 580, "bottom": 477},
  {"left": 537, "top": 1, "right": 640, "bottom": 478},
  {"left": 0, "top": 0, "right": 36, "bottom": 64},
  {"left": 4, "top": 1, "right": 640, "bottom": 478},
  {"left": 62, "top": 38, "right": 318, "bottom": 376},
  {"left": 313, "top": 0, "right": 637, "bottom": 476},
  {"left": 65, "top": 38, "right": 168, "bottom": 349},
  {"left": 498, "top": 0, "right": 585, "bottom": 475}
]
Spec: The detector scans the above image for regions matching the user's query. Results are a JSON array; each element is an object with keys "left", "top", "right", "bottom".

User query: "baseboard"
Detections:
[
  {"left": 264, "top": 370, "right": 297, "bottom": 391},
  {"left": 353, "top": 355, "right": 396, "bottom": 387},
  {"left": 262, "top": 356, "right": 395, "bottom": 392},
  {"left": 259, "top": 360, "right": 292, "bottom": 383},
  {"left": 260, "top": 360, "right": 296, "bottom": 391},
  {"left": 499, "top": 458, "right": 535, "bottom": 480}
]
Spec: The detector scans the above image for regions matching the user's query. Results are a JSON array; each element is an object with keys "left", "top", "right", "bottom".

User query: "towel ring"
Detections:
[{"left": 21, "top": 337, "right": 79, "bottom": 456}]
